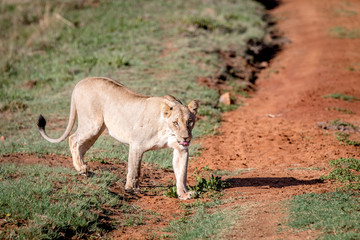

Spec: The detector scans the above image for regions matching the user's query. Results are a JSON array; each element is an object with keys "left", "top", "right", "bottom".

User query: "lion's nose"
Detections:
[{"left": 183, "top": 137, "right": 191, "bottom": 142}]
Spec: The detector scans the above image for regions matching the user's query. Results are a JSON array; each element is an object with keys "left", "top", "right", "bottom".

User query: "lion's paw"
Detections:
[{"left": 178, "top": 191, "right": 197, "bottom": 200}]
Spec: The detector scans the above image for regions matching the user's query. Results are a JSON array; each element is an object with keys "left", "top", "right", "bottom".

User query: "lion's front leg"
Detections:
[
  {"left": 125, "top": 146, "right": 144, "bottom": 193},
  {"left": 172, "top": 148, "right": 196, "bottom": 200}
]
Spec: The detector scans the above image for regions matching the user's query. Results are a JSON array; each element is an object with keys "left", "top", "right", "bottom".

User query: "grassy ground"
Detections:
[
  {"left": 0, "top": 163, "right": 124, "bottom": 239},
  {"left": 0, "top": 0, "right": 269, "bottom": 238},
  {"left": 288, "top": 192, "right": 360, "bottom": 240},
  {"left": 287, "top": 158, "right": 360, "bottom": 239},
  {"left": 165, "top": 201, "right": 242, "bottom": 239}
]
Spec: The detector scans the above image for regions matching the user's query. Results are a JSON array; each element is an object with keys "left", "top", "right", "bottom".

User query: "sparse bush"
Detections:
[
  {"left": 164, "top": 186, "right": 178, "bottom": 198},
  {"left": 325, "top": 107, "right": 355, "bottom": 114},
  {"left": 164, "top": 175, "right": 229, "bottom": 199},
  {"left": 329, "top": 26, "right": 360, "bottom": 39},
  {"left": 190, "top": 175, "right": 229, "bottom": 197},
  {"left": 330, "top": 119, "right": 357, "bottom": 130},
  {"left": 321, "top": 158, "right": 360, "bottom": 190},
  {"left": 335, "top": 132, "right": 360, "bottom": 146},
  {"left": 323, "top": 93, "right": 360, "bottom": 102}
]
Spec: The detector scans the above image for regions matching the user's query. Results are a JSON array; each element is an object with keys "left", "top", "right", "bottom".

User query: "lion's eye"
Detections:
[
  {"left": 187, "top": 120, "right": 193, "bottom": 127},
  {"left": 173, "top": 121, "right": 179, "bottom": 127}
]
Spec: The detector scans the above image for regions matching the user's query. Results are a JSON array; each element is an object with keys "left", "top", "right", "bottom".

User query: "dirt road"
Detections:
[{"left": 194, "top": 0, "right": 360, "bottom": 238}]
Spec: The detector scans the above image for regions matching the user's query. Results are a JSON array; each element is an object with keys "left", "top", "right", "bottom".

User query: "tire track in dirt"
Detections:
[{"left": 194, "top": 0, "right": 360, "bottom": 238}]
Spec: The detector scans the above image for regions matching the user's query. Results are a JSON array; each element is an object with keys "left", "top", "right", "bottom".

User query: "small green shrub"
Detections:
[
  {"left": 190, "top": 175, "right": 229, "bottom": 197},
  {"left": 323, "top": 93, "right": 360, "bottom": 102},
  {"left": 333, "top": 8, "right": 358, "bottom": 17},
  {"left": 164, "top": 186, "right": 178, "bottom": 198},
  {"left": 348, "top": 63, "right": 360, "bottom": 72},
  {"left": 330, "top": 119, "right": 357, "bottom": 130},
  {"left": 189, "top": 16, "right": 220, "bottom": 31},
  {"left": 164, "top": 175, "right": 229, "bottom": 199},
  {"left": 326, "top": 107, "right": 355, "bottom": 115},
  {"left": 335, "top": 132, "right": 360, "bottom": 146},
  {"left": 329, "top": 26, "right": 360, "bottom": 39},
  {"left": 321, "top": 158, "right": 360, "bottom": 190}
]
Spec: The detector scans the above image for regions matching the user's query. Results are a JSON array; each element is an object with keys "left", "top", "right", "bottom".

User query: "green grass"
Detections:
[
  {"left": 328, "top": 26, "right": 360, "bottom": 38},
  {"left": 164, "top": 174, "right": 229, "bottom": 199},
  {"left": 0, "top": 0, "right": 268, "bottom": 168},
  {"left": 326, "top": 107, "right": 355, "bottom": 115},
  {"left": 330, "top": 119, "right": 357, "bottom": 130},
  {"left": 321, "top": 158, "right": 360, "bottom": 190},
  {"left": 333, "top": 4, "right": 358, "bottom": 17},
  {"left": 190, "top": 175, "right": 229, "bottom": 197},
  {"left": 287, "top": 158, "right": 360, "bottom": 239},
  {"left": 288, "top": 192, "right": 360, "bottom": 240},
  {"left": 0, "top": 163, "right": 125, "bottom": 239},
  {"left": 348, "top": 63, "right": 360, "bottom": 72},
  {"left": 335, "top": 132, "right": 360, "bottom": 146},
  {"left": 323, "top": 93, "right": 360, "bottom": 102},
  {"left": 165, "top": 201, "right": 241, "bottom": 239},
  {"left": 334, "top": 8, "right": 358, "bottom": 17}
]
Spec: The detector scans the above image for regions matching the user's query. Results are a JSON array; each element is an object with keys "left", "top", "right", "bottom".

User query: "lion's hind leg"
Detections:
[{"left": 69, "top": 123, "right": 106, "bottom": 175}]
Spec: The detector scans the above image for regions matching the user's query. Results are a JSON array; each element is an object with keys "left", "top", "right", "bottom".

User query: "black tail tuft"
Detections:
[{"left": 37, "top": 115, "right": 46, "bottom": 129}]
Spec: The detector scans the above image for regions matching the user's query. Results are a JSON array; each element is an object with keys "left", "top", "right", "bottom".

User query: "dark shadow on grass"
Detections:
[{"left": 225, "top": 177, "right": 323, "bottom": 189}]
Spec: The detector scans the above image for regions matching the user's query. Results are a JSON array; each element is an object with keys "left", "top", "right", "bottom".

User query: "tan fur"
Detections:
[{"left": 38, "top": 77, "right": 200, "bottom": 200}]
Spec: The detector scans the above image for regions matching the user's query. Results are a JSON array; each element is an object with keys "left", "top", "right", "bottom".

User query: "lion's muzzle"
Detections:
[{"left": 179, "top": 141, "right": 190, "bottom": 147}]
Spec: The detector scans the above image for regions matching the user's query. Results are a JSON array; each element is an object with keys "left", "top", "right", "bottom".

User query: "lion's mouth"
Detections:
[{"left": 179, "top": 141, "right": 190, "bottom": 147}]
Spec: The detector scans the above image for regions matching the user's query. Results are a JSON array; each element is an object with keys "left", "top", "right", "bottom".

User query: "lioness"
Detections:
[{"left": 37, "top": 77, "right": 199, "bottom": 200}]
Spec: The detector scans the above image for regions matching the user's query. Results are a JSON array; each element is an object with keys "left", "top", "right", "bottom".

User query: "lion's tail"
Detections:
[{"left": 37, "top": 96, "right": 77, "bottom": 143}]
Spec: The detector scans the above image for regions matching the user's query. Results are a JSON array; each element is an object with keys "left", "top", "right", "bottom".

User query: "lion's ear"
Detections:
[
  {"left": 188, "top": 100, "right": 200, "bottom": 115},
  {"left": 161, "top": 100, "right": 176, "bottom": 118}
]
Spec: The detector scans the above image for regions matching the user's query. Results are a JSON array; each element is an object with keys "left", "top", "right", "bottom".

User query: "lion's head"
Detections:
[{"left": 162, "top": 95, "right": 200, "bottom": 148}]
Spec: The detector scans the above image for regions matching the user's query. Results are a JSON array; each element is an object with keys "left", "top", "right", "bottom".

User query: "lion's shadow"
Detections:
[{"left": 225, "top": 177, "right": 323, "bottom": 189}]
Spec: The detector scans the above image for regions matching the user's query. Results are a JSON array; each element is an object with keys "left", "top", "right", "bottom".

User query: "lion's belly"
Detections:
[
  {"left": 107, "top": 127, "right": 130, "bottom": 144},
  {"left": 104, "top": 115, "right": 133, "bottom": 144}
]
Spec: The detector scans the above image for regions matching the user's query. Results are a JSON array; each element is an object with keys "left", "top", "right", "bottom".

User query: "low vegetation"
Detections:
[
  {"left": 165, "top": 200, "right": 241, "bottom": 239},
  {"left": 164, "top": 174, "right": 229, "bottom": 199},
  {"left": 288, "top": 158, "right": 360, "bottom": 238},
  {"left": 330, "top": 119, "right": 358, "bottom": 130},
  {"left": 325, "top": 107, "right": 355, "bottom": 115},
  {"left": 333, "top": 1, "right": 358, "bottom": 17},
  {"left": 335, "top": 132, "right": 360, "bottom": 146},
  {"left": 190, "top": 175, "right": 230, "bottom": 197},
  {"left": 0, "top": 163, "right": 124, "bottom": 239},
  {"left": 288, "top": 192, "right": 360, "bottom": 239},
  {"left": 323, "top": 93, "right": 360, "bottom": 102},
  {"left": 321, "top": 158, "right": 360, "bottom": 190},
  {"left": 328, "top": 26, "right": 360, "bottom": 39},
  {"left": 348, "top": 63, "right": 360, "bottom": 72}
]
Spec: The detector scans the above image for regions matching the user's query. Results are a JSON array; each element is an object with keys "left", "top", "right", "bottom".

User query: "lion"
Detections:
[{"left": 37, "top": 77, "right": 199, "bottom": 200}]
